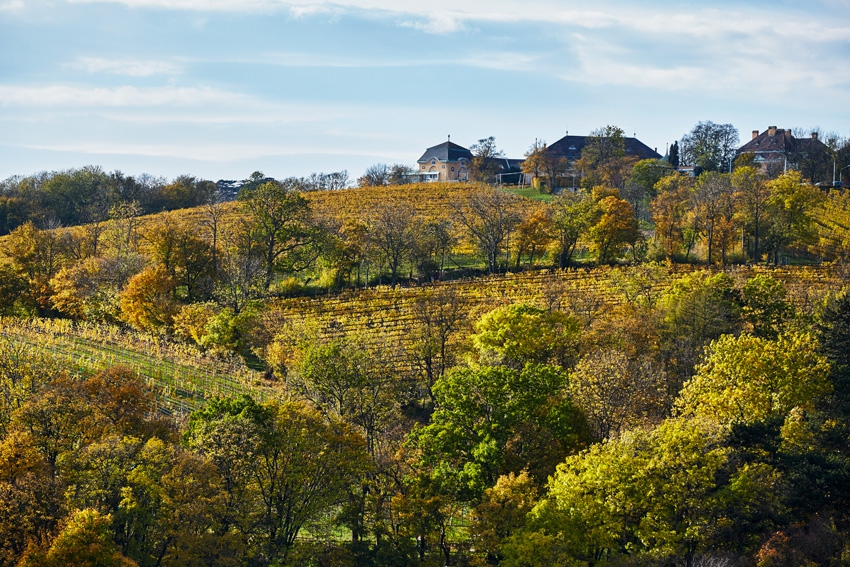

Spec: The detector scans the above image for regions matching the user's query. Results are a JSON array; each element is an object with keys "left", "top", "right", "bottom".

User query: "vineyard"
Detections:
[
  {"left": 307, "top": 181, "right": 530, "bottom": 216},
  {"left": 3, "top": 263, "right": 842, "bottom": 417},
  {"left": 0, "top": 317, "right": 274, "bottom": 418},
  {"left": 263, "top": 263, "right": 846, "bottom": 370},
  {"left": 812, "top": 189, "right": 850, "bottom": 260}
]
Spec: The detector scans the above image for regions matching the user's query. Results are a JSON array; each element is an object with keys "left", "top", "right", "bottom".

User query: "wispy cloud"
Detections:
[
  {"left": 0, "top": 84, "right": 250, "bottom": 107},
  {"left": 68, "top": 57, "right": 183, "bottom": 77},
  {"left": 58, "top": 1, "right": 850, "bottom": 28},
  {"left": 399, "top": 12, "right": 466, "bottom": 34},
  {"left": 179, "top": 50, "right": 541, "bottom": 71},
  {"left": 65, "top": 0, "right": 274, "bottom": 9},
  {"left": 18, "top": 141, "right": 412, "bottom": 162},
  {"left": 0, "top": 0, "right": 24, "bottom": 10}
]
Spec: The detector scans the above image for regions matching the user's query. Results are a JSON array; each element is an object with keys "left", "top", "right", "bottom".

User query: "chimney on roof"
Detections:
[
  {"left": 752, "top": 130, "right": 759, "bottom": 140},
  {"left": 768, "top": 126, "right": 777, "bottom": 136},
  {"left": 812, "top": 132, "right": 819, "bottom": 140}
]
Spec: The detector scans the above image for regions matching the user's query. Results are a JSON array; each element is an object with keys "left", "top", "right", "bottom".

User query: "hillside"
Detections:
[
  {"left": 0, "top": 317, "right": 270, "bottom": 417},
  {"left": 257, "top": 262, "right": 844, "bottom": 371}
]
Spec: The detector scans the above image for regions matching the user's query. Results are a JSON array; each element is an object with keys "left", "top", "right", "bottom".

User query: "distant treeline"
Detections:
[{"left": 0, "top": 167, "right": 350, "bottom": 236}]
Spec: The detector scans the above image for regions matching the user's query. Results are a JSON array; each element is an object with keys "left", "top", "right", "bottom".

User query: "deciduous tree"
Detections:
[
  {"left": 453, "top": 189, "right": 521, "bottom": 273},
  {"left": 409, "top": 364, "right": 587, "bottom": 500},
  {"left": 589, "top": 194, "right": 639, "bottom": 263},
  {"left": 470, "top": 137, "right": 505, "bottom": 184},
  {"left": 239, "top": 180, "right": 313, "bottom": 290},
  {"left": 471, "top": 303, "right": 581, "bottom": 368},
  {"left": 676, "top": 332, "right": 831, "bottom": 430},
  {"left": 680, "top": 121, "right": 739, "bottom": 173},
  {"left": 118, "top": 264, "right": 178, "bottom": 334},
  {"left": 763, "top": 171, "right": 824, "bottom": 264},
  {"left": 549, "top": 190, "right": 600, "bottom": 267},
  {"left": 569, "top": 348, "right": 667, "bottom": 440}
]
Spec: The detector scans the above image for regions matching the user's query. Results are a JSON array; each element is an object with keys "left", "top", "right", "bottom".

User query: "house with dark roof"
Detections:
[
  {"left": 736, "top": 126, "right": 831, "bottom": 182},
  {"left": 416, "top": 140, "right": 474, "bottom": 182},
  {"left": 546, "top": 133, "right": 662, "bottom": 161}
]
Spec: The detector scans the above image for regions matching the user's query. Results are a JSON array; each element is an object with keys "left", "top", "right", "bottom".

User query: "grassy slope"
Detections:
[{"left": 0, "top": 317, "right": 272, "bottom": 418}]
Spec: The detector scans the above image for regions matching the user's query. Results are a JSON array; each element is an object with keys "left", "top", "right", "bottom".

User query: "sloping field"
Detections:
[
  {"left": 0, "top": 264, "right": 843, "bottom": 415},
  {"left": 265, "top": 264, "right": 845, "bottom": 367},
  {"left": 0, "top": 317, "right": 274, "bottom": 418}
]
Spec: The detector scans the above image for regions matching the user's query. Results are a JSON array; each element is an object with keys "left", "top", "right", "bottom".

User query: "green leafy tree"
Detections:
[
  {"left": 668, "top": 140, "right": 680, "bottom": 168},
  {"left": 740, "top": 274, "right": 793, "bottom": 339},
  {"left": 0, "top": 430, "right": 55, "bottom": 566},
  {"left": 580, "top": 125, "right": 626, "bottom": 169},
  {"left": 511, "top": 419, "right": 779, "bottom": 567},
  {"left": 0, "top": 339, "right": 60, "bottom": 437},
  {"left": 471, "top": 303, "right": 581, "bottom": 368},
  {"left": 817, "top": 291, "right": 850, "bottom": 423},
  {"left": 239, "top": 180, "right": 314, "bottom": 290},
  {"left": 763, "top": 171, "right": 824, "bottom": 264},
  {"left": 18, "top": 508, "right": 138, "bottom": 567},
  {"left": 732, "top": 165, "right": 768, "bottom": 262},
  {"left": 409, "top": 364, "right": 588, "bottom": 501},
  {"left": 680, "top": 121, "right": 739, "bottom": 173},
  {"left": 675, "top": 332, "right": 831, "bottom": 429},
  {"left": 290, "top": 336, "right": 402, "bottom": 459},
  {"left": 658, "top": 271, "right": 742, "bottom": 388},
  {"left": 2, "top": 220, "right": 68, "bottom": 309},
  {"left": 141, "top": 214, "right": 214, "bottom": 301},
  {"left": 185, "top": 396, "right": 368, "bottom": 563},
  {"left": 549, "top": 190, "right": 600, "bottom": 267},
  {"left": 623, "top": 158, "right": 672, "bottom": 220},
  {"left": 117, "top": 438, "right": 239, "bottom": 567},
  {"left": 651, "top": 173, "right": 696, "bottom": 260}
]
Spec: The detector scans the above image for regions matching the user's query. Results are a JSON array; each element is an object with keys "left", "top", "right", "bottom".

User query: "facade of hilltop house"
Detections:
[
  {"left": 415, "top": 139, "right": 529, "bottom": 184},
  {"left": 736, "top": 126, "right": 832, "bottom": 183},
  {"left": 416, "top": 140, "right": 474, "bottom": 182}
]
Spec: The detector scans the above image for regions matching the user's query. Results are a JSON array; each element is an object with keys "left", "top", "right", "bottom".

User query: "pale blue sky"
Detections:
[{"left": 2, "top": 0, "right": 849, "bottom": 182}]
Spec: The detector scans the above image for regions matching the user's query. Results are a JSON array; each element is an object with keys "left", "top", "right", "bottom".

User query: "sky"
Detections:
[{"left": 1, "top": 0, "right": 849, "bottom": 183}]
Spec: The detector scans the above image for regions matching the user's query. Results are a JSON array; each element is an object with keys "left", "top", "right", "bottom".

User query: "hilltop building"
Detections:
[
  {"left": 414, "top": 131, "right": 660, "bottom": 186},
  {"left": 736, "top": 126, "right": 831, "bottom": 182},
  {"left": 416, "top": 140, "right": 474, "bottom": 182},
  {"left": 546, "top": 133, "right": 662, "bottom": 162}
]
